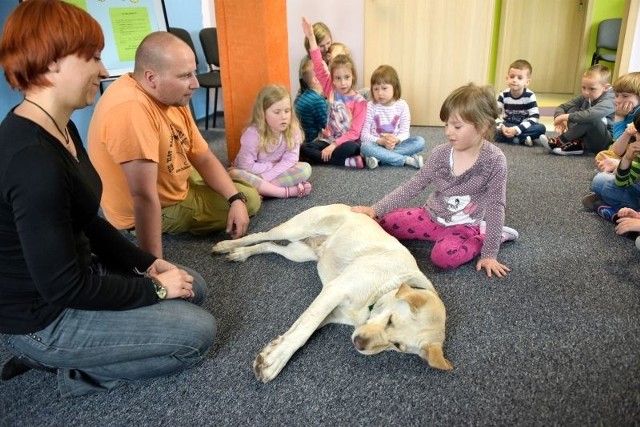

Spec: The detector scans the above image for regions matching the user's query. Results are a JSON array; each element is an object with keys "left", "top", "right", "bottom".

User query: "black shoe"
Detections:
[
  {"left": 1, "top": 357, "right": 32, "bottom": 381},
  {"left": 1, "top": 356, "right": 55, "bottom": 381}
]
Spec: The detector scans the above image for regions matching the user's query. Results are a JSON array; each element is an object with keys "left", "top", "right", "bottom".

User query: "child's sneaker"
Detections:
[
  {"left": 541, "top": 136, "right": 562, "bottom": 152},
  {"left": 538, "top": 134, "right": 549, "bottom": 148},
  {"left": 500, "top": 226, "right": 519, "bottom": 243},
  {"left": 524, "top": 136, "right": 533, "bottom": 147},
  {"left": 596, "top": 205, "right": 618, "bottom": 221},
  {"left": 478, "top": 222, "right": 519, "bottom": 243},
  {"left": 365, "top": 156, "right": 379, "bottom": 169},
  {"left": 581, "top": 192, "right": 602, "bottom": 211},
  {"left": 636, "top": 235, "right": 640, "bottom": 251},
  {"left": 346, "top": 156, "right": 365, "bottom": 169},
  {"left": 552, "top": 139, "right": 584, "bottom": 156}
]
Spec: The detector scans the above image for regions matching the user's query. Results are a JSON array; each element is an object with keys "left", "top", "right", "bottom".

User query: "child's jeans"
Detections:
[
  {"left": 360, "top": 136, "right": 425, "bottom": 166},
  {"left": 591, "top": 172, "right": 640, "bottom": 211}
]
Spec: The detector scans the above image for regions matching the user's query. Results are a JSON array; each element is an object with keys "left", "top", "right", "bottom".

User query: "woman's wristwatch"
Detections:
[{"left": 150, "top": 277, "right": 167, "bottom": 300}]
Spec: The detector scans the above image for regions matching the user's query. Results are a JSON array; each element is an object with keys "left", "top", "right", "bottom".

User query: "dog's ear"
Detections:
[
  {"left": 420, "top": 343, "right": 454, "bottom": 371},
  {"left": 396, "top": 283, "right": 428, "bottom": 312}
]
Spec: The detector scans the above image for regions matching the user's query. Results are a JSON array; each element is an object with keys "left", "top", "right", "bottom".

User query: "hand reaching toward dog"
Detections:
[{"left": 351, "top": 206, "right": 377, "bottom": 218}]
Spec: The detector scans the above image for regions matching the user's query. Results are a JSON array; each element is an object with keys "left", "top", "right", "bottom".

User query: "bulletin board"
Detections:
[{"left": 63, "top": 0, "right": 169, "bottom": 77}]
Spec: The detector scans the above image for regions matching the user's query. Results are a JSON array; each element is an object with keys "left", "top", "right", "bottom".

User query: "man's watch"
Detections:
[
  {"left": 227, "top": 192, "right": 247, "bottom": 205},
  {"left": 150, "top": 277, "right": 167, "bottom": 300}
]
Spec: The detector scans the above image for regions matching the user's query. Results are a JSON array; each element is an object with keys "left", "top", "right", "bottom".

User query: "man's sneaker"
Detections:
[
  {"left": 479, "top": 222, "right": 519, "bottom": 243},
  {"left": 538, "top": 134, "right": 549, "bottom": 148},
  {"left": 596, "top": 205, "right": 618, "bottom": 222},
  {"left": 581, "top": 192, "right": 602, "bottom": 211},
  {"left": 365, "top": 156, "right": 379, "bottom": 169},
  {"left": 552, "top": 139, "right": 584, "bottom": 156},
  {"left": 524, "top": 136, "right": 533, "bottom": 147}
]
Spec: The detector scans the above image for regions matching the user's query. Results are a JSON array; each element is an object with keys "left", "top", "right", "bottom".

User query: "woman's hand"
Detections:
[
  {"left": 146, "top": 258, "right": 177, "bottom": 276},
  {"left": 476, "top": 257, "right": 511, "bottom": 278},
  {"left": 154, "top": 268, "right": 195, "bottom": 300}
]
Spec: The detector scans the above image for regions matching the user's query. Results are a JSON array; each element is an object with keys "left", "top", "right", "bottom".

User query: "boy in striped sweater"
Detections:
[{"left": 496, "top": 59, "right": 547, "bottom": 147}]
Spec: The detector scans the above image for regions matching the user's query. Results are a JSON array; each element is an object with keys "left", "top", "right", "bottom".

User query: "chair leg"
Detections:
[
  {"left": 213, "top": 88, "right": 219, "bottom": 128},
  {"left": 204, "top": 89, "right": 210, "bottom": 130}
]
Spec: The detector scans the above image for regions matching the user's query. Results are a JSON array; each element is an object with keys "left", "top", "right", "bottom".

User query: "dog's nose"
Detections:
[{"left": 353, "top": 335, "right": 368, "bottom": 351}]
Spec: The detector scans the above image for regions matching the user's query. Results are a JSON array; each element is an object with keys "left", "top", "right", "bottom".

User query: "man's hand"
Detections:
[{"left": 226, "top": 201, "right": 250, "bottom": 239}]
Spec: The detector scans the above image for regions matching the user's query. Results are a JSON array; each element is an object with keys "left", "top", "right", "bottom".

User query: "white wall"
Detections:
[{"left": 286, "top": 1, "right": 365, "bottom": 95}]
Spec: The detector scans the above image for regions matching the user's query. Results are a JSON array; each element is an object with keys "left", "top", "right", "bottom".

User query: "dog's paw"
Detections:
[
  {"left": 226, "top": 248, "right": 250, "bottom": 262},
  {"left": 252, "top": 336, "right": 290, "bottom": 383},
  {"left": 211, "top": 240, "right": 235, "bottom": 254}
]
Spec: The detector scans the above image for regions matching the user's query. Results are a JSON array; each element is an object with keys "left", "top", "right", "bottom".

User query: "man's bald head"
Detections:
[{"left": 134, "top": 31, "right": 190, "bottom": 77}]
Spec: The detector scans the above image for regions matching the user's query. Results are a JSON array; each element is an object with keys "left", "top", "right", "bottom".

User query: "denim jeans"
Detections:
[
  {"left": 495, "top": 122, "right": 547, "bottom": 143},
  {"left": 591, "top": 171, "right": 640, "bottom": 210},
  {"left": 2, "top": 264, "right": 216, "bottom": 398},
  {"left": 360, "top": 136, "right": 426, "bottom": 166}
]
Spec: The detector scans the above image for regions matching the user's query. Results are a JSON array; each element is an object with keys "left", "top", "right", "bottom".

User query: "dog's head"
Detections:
[{"left": 351, "top": 283, "right": 453, "bottom": 371}]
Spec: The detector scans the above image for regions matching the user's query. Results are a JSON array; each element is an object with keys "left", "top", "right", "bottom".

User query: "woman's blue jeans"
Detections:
[{"left": 2, "top": 264, "right": 216, "bottom": 398}]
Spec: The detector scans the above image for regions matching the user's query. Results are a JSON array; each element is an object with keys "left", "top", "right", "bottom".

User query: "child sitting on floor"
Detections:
[
  {"left": 229, "top": 84, "right": 312, "bottom": 198},
  {"left": 495, "top": 59, "right": 547, "bottom": 147},
  {"left": 360, "top": 64, "right": 425, "bottom": 169},
  {"left": 353, "top": 83, "right": 518, "bottom": 278},
  {"left": 300, "top": 17, "right": 368, "bottom": 169},
  {"left": 540, "top": 64, "right": 615, "bottom": 156}
]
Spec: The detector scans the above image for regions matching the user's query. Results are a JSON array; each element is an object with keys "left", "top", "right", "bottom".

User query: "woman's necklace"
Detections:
[{"left": 23, "top": 98, "right": 70, "bottom": 145}]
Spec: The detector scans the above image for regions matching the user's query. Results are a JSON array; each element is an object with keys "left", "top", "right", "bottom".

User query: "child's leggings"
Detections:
[{"left": 377, "top": 207, "right": 484, "bottom": 269}]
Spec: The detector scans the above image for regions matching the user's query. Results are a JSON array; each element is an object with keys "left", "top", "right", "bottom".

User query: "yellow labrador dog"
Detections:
[{"left": 212, "top": 204, "right": 453, "bottom": 382}]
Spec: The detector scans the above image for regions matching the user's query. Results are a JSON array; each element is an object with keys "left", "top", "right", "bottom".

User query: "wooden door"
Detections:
[
  {"left": 364, "top": 0, "right": 496, "bottom": 126},
  {"left": 495, "top": 0, "right": 588, "bottom": 94}
]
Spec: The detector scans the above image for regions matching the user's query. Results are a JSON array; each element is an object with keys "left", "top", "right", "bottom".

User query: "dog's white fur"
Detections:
[{"left": 212, "top": 204, "right": 453, "bottom": 382}]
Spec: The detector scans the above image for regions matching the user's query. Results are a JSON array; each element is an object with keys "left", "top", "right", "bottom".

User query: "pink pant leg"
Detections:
[
  {"left": 378, "top": 207, "right": 442, "bottom": 241},
  {"left": 430, "top": 226, "right": 483, "bottom": 269},
  {"left": 378, "top": 208, "right": 484, "bottom": 269}
]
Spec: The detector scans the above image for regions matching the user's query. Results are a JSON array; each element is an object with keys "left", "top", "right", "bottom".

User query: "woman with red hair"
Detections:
[{"left": 0, "top": 0, "right": 216, "bottom": 397}]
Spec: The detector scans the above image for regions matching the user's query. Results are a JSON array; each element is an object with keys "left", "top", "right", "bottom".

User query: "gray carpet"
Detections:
[{"left": 1, "top": 126, "right": 639, "bottom": 426}]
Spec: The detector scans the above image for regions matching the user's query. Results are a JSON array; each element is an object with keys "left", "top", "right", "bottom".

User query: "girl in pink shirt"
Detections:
[
  {"left": 229, "top": 85, "right": 312, "bottom": 198},
  {"left": 300, "top": 17, "right": 368, "bottom": 169}
]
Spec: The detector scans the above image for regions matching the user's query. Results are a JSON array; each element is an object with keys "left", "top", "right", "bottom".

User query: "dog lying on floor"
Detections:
[{"left": 212, "top": 204, "right": 453, "bottom": 383}]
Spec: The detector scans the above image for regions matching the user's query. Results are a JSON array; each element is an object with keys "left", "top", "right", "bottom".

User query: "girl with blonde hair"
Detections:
[{"left": 229, "top": 84, "right": 312, "bottom": 198}]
